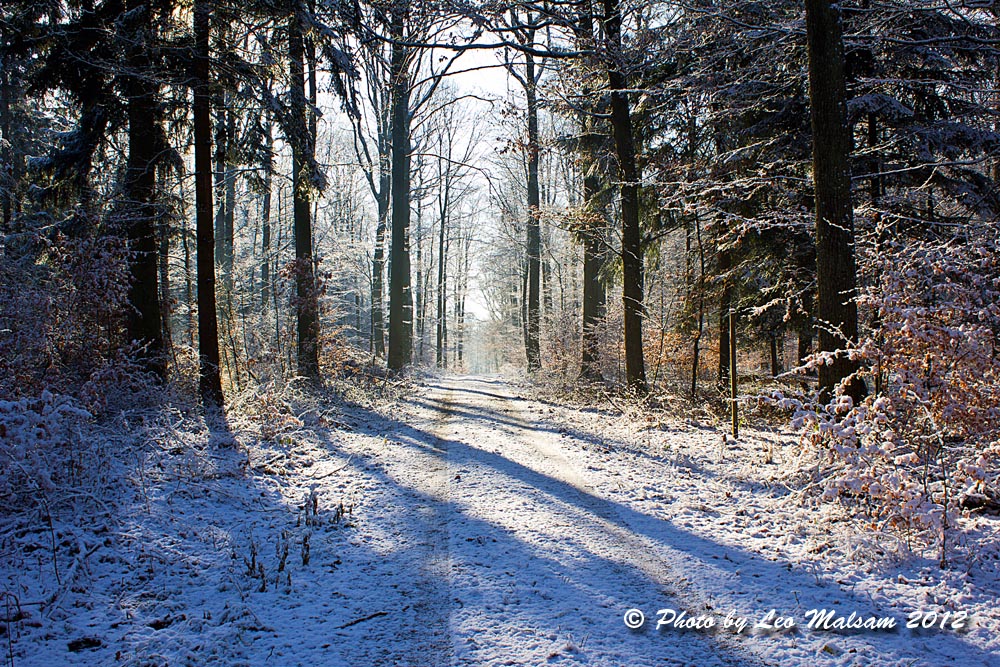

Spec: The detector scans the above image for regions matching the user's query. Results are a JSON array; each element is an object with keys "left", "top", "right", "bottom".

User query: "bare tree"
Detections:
[{"left": 500, "top": 8, "right": 545, "bottom": 372}]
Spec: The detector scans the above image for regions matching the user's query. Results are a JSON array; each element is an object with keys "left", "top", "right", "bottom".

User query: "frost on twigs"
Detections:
[
  {"left": 765, "top": 221, "right": 1000, "bottom": 565},
  {"left": 0, "top": 391, "right": 92, "bottom": 508}
]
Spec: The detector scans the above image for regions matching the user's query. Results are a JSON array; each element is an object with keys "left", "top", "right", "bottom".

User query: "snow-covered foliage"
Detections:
[
  {"left": 0, "top": 230, "right": 131, "bottom": 399},
  {"left": 0, "top": 391, "right": 91, "bottom": 506},
  {"left": 773, "top": 220, "right": 1000, "bottom": 559}
]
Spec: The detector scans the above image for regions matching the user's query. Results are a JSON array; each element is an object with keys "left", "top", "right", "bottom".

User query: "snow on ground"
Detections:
[{"left": 2, "top": 374, "right": 998, "bottom": 666}]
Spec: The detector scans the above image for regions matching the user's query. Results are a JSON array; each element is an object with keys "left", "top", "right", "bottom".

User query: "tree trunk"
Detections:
[
  {"left": 179, "top": 176, "right": 195, "bottom": 349},
  {"left": 805, "top": 0, "right": 865, "bottom": 402},
  {"left": 223, "top": 108, "right": 235, "bottom": 294},
  {"left": 602, "top": 0, "right": 646, "bottom": 392},
  {"left": 456, "top": 233, "right": 469, "bottom": 364},
  {"left": 524, "top": 53, "right": 542, "bottom": 372},
  {"left": 288, "top": 7, "right": 320, "bottom": 378},
  {"left": 415, "top": 192, "right": 424, "bottom": 362},
  {"left": 372, "top": 188, "right": 388, "bottom": 357},
  {"left": 0, "top": 54, "right": 13, "bottom": 230},
  {"left": 193, "top": 0, "right": 223, "bottom": 405},
  {"left": 213, "top": 90, "right": 233, "bottom": 297},
  {"left": 580, "top": 228, "right": 606, "bottom": 379},
  {"left": 387, "top": 3, "right": 413, "bottom": 370},
  {"left": 770, "top": 331, "right": 780, "bottom": 377},
  {"left": 436, "top": 212, "right": 448, "bottom": 368},
  {"left": 261, "top": 119, "right": 273, "bottom": 309},
  {"left": 575, "top": 7, "right": 607, "bottom": 382},
  {"left": 158, "top": 180, "right": 171, "bottom": 351},
  {"left": 579, "top": 152, "right": 606, "bottom": 380},
  {"left": 691, "top": 211, "right": 706, "bottom": 396},
  {"left": 122, "top": 0, "right": 164, "bottom": 374}
]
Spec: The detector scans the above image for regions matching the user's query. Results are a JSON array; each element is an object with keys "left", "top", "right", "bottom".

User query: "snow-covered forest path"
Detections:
[
  {"left": 316, "top": 375, "right": 996, "bottom": 667},
  {"left": 337, "top": 374, "right": 755, "bottom": 666},
  {"left": 12, "top": 374, "right": 997, "bottom": 667}
]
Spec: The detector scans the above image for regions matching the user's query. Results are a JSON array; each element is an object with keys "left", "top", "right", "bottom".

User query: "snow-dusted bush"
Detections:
[
  {"left": 0, "top": 230, "right": 130, "bottom": 398},
  {"left": 774, "top": 221, "right": 1000, "bottom": 562},
  {"left": 0, "top": 391, "right": 92, "bottom": 507},
  {"left": 543, "top": 308, "right": 581, "bottom": 381}
]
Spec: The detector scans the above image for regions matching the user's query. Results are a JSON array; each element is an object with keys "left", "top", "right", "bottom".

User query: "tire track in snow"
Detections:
[{"left": 402, "top": 380, "right": 456, "bottom": 666}]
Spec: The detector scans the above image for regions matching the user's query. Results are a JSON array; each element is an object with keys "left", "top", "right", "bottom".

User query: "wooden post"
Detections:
[{"left": 729, "top": 308, "right": 738, "bottom": 439}]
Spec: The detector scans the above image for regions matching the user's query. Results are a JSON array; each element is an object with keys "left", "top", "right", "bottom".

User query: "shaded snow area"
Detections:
[{"left": 2, "top": 375, "right": 998, "bottom": 666}]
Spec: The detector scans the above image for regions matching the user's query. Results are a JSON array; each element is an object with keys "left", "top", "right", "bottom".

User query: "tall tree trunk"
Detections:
[
  {"left": 288, "top": 7, "right": 320, "bottom": 378},
  {"left": 805, "top": 0, "right": 865, "bottom": 402},
  {"left": 798, "top": 287, "right": 814, "bottom": 375},
  {"left": 122, "top": 0, "right": 164, "bottom": 374},
  {"left": 415, "top": 194, "right": 424, "bottom": 361},
  {"left": 387, "top": 3, "right": 413, "bottom": 370},
  {"left": 371, "top": 188, "right": 388, "bottom": 357},
  {"left": 456, "top": 233, "right": 469, "bottom": 365},
  {"left": 0, "top": 54, "right": 13, "bottom": 230},
  {"left": 261, "top": 119, "right": 273, "bottom": 309},
  {"left": 223, "top": 108, "right": 235, "bottom": 294},
  {"left": 580, "top": 225, "right": 606, "bottom": 379},
  {"left": 158, "top": 171, "right": 171, "bottom": 351},
  {"left": 179, "top": 176, "right": 195, "bottom": 349},
  {"left": 193, "top": 0, "right": 223, "bottom": 405},
  {"left": 436, "top": 208, "right": 448, "bottom": 368},
  {"left": 602, "top": 0, "right": 646, "bottom": 392},
  {"left": 575, "top": 8, "right": 607, "bottom": 381},
  {"left": 691, "top": 211, "right": 706, "bottom": 396},
  {"left": 213, "top": 90, "right": 233, "bottom": 297},
  {"left": 770, "top": 331, "right": 780, "bottom": 377},
  {"left": 524, "top": 53, "right": 542, "bottom": 372}
]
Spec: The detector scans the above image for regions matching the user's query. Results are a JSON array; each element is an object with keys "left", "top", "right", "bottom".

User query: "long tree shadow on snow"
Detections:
[
  {"left": 309, "top": 417, "right": 757, "bottom": 666},
  {"left": 327, "top": 381, "right": 995, "bottom": 667},
  {"left": 407, "top": 389, "right": 788, "bottom": 499}
]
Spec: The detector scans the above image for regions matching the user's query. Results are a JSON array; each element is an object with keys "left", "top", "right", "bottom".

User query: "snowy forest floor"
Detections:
[{"left": 2, "top": 374, "right": 999, "bottom": 666}]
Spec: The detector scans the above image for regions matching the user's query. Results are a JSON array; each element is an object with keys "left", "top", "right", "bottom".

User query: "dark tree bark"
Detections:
[
  {"left": 260, "top": 118, "right": 273, "bottom": 309},
  {"left": 579, "top": 157, "right": 607, "bottom": 380},
  {"left": 524, "top": 52, "right": 542, "bottom": 372},
  {"left": 798, "top": 329, "right": 812, "bottom": 369},
  {"left": 213, "top": 85, "right": 234, "bottom": 297},
  {"left": 770, "top": 331, "right": 781, "bottom": 377},
  {"left": 572, "top": 5, "right": 607, "bottom": 382},
  {"left": 602, "top": 0, "right": 646, "bottom": 392},
  {"left": 222, "top": 108, "right": 236, "bottom": 294},
  {"left": 158, "top": 178, "right": 171, "bottom": 351},
  {"left": 805, "top": 0, "right": 865, "bottom": 402},
  {"left": 690, "top": 211, "right": 706, "bottom": 396},
  {"left": 387, "top": 2, "right": 413, "bottom": 370},
  {"left": 122, "top": 0, "right": 164, "bottom": 374},
  {"left": 372, "top": 201, "right": 388, "bottom": 357},
  {"left": 0, "top": 54, "right": 14, "bottom": 230},
  {"left": 193, "top": 0, "right": 223, "bottom": 405},
  {"left": 288, "top": 7, "right": 320, "bottom": 378},
  {"left": 414, "top": 187, "right": 424, "bottom": 361}
]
